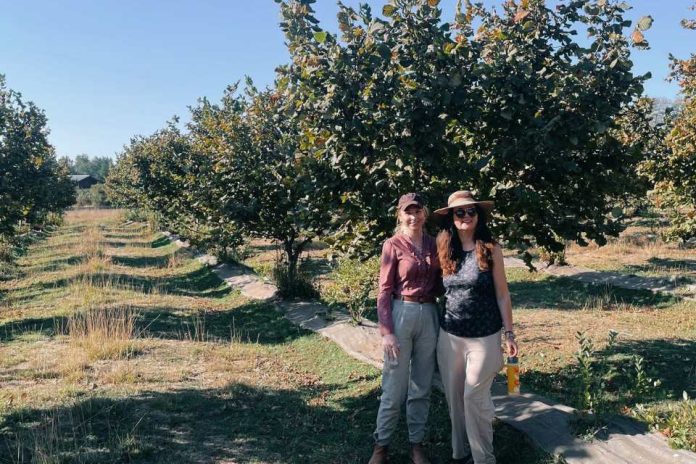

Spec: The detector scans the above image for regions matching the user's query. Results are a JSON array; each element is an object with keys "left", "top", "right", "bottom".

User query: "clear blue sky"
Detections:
[{"left": 1, "top": 0, "right": 693, "bottom": 159}]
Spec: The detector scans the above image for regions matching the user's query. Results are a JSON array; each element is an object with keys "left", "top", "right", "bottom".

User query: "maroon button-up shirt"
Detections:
[{"left": 377, "top": 233, "right": 442, "bottom": 336}]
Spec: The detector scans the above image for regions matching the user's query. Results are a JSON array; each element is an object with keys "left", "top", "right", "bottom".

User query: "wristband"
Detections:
[{"left": 503, "top": 330, "right": 515, "bottom": 340}]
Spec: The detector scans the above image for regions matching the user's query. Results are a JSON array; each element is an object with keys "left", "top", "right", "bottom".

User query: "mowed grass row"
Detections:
[{"left": 0, "top": 209, "right": 554, "bottom": 464}]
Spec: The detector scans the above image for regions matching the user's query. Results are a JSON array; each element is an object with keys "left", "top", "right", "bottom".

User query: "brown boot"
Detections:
[
  {"left": 368, "top": 444, "right": 388, "bottom": 464},
  {"left": 409, "top": 443, "right": 431, "bottom": 464}
]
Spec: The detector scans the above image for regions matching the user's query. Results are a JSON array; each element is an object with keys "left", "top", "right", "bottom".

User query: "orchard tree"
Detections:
[
  {"left": 641, "top": 3, "right": 696, "bottom": 241},
  {"left": 188, "top": 81, "right": 333, "bottom": 284},
  {"left": 278, "top": 0, "right": 654, "bottom": 261},
  {"left": 0, "top": 75, "right": 74, "bottom": 239},
  {"left": 106, "top": 124, "right": 243, "bottom": 257},
  {"left": 242, "top": 84, "right": 333, "bottom": 281}
]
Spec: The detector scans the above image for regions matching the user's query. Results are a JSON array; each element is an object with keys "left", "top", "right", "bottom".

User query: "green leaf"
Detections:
[
  {"left": 637, "top": 16, "right": 653, "bottom": 31},
  {"left": 313, "top": 31, "right": 328, "bottom": 43},
  {"left": 382, "top": 5, "right": 397, "bottom": 16}
]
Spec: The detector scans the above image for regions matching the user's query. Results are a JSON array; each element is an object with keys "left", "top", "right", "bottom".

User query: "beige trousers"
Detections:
[{"left": 437, "top": 329, "right": 504, "bottom": 464}]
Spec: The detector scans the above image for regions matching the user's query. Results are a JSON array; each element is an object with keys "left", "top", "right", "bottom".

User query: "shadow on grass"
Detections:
[
  {"left": 11, "top": 265, "right": 232, "bottom": 299},
  {"left": 137, "top": 301, "right": 309, "bottom": 345},
  {"left": 523, "top": 337, "right": 696, "bottom": 414},
  {"left": 509, "top": 275, "right": 677, "bottom": 311},
  {"left": 21, "top": 255, "right": 85, "bottom": 274},
  {"left": 105, "top": 240, "right": 152, "bottom": 249},
  {"left": 0, "top": 315, "right": 68, "bottom": 343},
  {"left": 102, "top": 231, "right": 148, "bottom": 240},
  {"left": 0, "top": 381, "right": 553, "bottom": 464},
  {"left": 151, "top": 236, "right": 171, "bottom": 248},
  {"left": 111, "top": 249, "right": 186, "bottom": 269},
  {"left": 646, "top": 257, "right": 696, "bottom": 272}
]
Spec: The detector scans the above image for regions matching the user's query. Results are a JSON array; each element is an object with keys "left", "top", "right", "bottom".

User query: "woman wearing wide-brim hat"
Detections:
[{"left": 434, "top": 190, "right": 518, "bottom": 464}]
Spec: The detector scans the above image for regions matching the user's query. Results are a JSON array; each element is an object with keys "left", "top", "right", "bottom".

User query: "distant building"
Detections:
[{"left": 70, "top": 175, "right": 99, "bottom": 189}]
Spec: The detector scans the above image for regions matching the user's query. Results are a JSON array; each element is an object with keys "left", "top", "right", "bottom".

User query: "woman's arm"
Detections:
[
  {"left": 377, "top": 239, "right": 398, "bottom": 336},
  {"left": 377, "top": 239, "right": 401, "bottom": 359},
  {"left": 491, "top": 244, "right": 518, "bottom": 356}
]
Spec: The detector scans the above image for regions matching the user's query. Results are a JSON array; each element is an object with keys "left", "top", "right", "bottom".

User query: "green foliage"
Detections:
[
  {"left": 277, "top": 0, "right": 651, "bottom": 259},
  {"left": 104, "top": 123, "right": 243, "bottom": 256},
  {"left": 639, "top": 4, "right": 696, "bottom": 242},
  {"left": 633, "top": 396, "right": 696, "bottom": 452},
  {"left": 272, "top": 259, "right": 318, "bottom": 299},
  {"left": 107, "top": 0, "right": 670, "bottom": 283},
  {"left": 321, "top": 257, "right": 380, "bottom": 324},
  {"left": 189, "top": 83, "right": 332, "bottom": 273},
  {"left": 0, "top": 235, "right": 14, "bottom": 263},
  {"left": 572, "top": 330, "right": 666, "bottom": 416},
  {"left": 0, "top": 75, "right": 75, "bottom": 241}
]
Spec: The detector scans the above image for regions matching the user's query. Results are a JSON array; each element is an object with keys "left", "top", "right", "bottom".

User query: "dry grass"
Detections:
[
  {"left": 66, "top": 306, "right": 139, "bottom": 361},
  {"left": 566, "top": 225, "right": 695, "bottom": 275}
]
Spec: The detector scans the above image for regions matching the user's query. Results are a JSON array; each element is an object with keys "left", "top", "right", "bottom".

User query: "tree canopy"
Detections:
[
  {"left": 0, "top": 75, "right": 75, "bottom": 239},
  {"left": 277, "top": 0, "right": 653, "bottom": 259},
  {"left": 108, "top": 0, "right": 672, "bottom": 271}
]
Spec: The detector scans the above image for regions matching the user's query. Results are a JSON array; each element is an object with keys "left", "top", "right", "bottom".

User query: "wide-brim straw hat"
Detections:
[{"left": 434, "top": 190, "right": 494, "bottom": 215}]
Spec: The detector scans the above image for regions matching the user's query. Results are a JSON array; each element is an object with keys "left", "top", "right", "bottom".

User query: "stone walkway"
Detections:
[{"left": 164, "top": 232, "right": 696, "bottom": 463}]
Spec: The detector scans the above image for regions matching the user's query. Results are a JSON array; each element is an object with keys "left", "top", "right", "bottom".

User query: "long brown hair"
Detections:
[{"left": 437, "top": 206, "right": 497, "bottom": 276}]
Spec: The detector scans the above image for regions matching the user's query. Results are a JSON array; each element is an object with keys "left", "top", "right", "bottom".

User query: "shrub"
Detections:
[
  {"left": 633, "top": 395, "right": 696, "bottom": 452},
  {"left": 272, "top": 258, "right": 317, "bottom": 299},
  {"left": 322, "top": 257, "right": 379, "bottom": 324},
  {"left": 573, "top": 330, "right": 666, "bottom": 416}
]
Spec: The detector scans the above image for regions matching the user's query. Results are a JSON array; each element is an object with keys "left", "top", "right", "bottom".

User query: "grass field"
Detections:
[{"left": 0, "top": 209, "right": 556, "bottom": 464}]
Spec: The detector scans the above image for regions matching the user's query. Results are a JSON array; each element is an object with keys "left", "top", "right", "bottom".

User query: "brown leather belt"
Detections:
[{"left": 394, "top": 294, "right": 436, "bottom": 304}]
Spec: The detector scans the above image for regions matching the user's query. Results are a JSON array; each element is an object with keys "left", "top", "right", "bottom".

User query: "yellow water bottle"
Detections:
[{"left": 507, "top": 356, "right": 520, "bottom": 395}]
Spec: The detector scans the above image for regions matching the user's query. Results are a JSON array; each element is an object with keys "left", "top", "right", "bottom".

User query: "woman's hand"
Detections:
[
  {"left": 504, "top": 337, "right": 518, "bottom": 357},
  {"left": 382, "top": 334, "right": 400, "bottom": 360}
]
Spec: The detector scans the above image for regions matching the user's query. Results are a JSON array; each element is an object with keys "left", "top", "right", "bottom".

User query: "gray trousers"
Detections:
[
  {"left": 374, "top": 299, "right": 439, "bottom": 446},
  {"left": 437, "top": 329, "right": 504, "bottom": 464}
]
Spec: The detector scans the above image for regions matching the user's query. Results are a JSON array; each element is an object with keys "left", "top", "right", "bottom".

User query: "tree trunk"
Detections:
[{"left": 282, "top": 237, "right": 310, "bottom": 285}]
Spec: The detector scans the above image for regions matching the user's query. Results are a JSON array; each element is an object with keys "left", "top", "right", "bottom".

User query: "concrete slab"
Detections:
[
  {"left": 278, "top": 301, "right": 382, "bottom": 369},
  {"left": 161, "top": 231, "right": 278, "bottom": 300},
  {"left": 493, "top": 382, "right": 696, "bottom": 463}
]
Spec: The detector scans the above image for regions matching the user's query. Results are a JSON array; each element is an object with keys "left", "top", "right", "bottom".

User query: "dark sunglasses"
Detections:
[{"left": 454, "top": 207, "right": 478, "bottom": 218}]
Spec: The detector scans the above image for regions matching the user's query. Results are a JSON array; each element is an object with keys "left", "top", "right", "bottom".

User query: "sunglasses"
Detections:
[{"left": 454, "top": 207, "right": 478, "bottom": 218}]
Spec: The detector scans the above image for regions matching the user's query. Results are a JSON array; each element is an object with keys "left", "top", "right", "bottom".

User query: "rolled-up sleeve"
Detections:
[{"left": 377, "top": 239, "right": 397, "bottom": 336}]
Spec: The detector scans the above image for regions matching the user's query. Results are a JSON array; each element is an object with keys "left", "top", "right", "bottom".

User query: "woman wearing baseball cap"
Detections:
[
  {"left": 369, "top": 193, "right": 442, "bottom": 464},
  {"left": 434, "top": 190, "right": 518, "bottom": 464}
]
